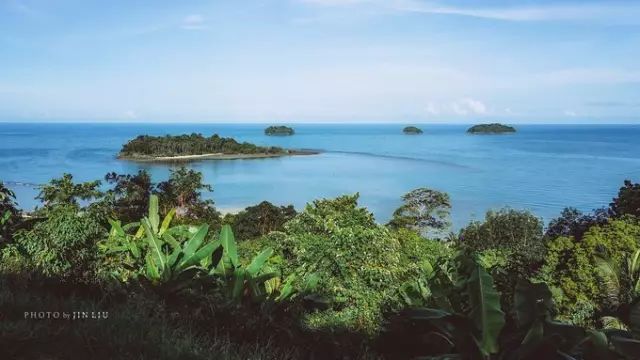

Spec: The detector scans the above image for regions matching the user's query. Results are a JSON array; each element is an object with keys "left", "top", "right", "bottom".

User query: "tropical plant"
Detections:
[
  {"left": 226, "top": 201, "right": 297, "bottom": 241},
  {"left": 36, "top": 173, "right": 102, "bottom": 210},
  {"left": 6, "top": 205, "right": 105, "bottom": 279},
  {"left": 155, "top": 167, "right": 220, "bottom": 223},
  {"left": 387, "top": 188, "right": 451, "bottom": 237},
  {"left": 610, "top": 180, "right": 640, "bottom": 218}
]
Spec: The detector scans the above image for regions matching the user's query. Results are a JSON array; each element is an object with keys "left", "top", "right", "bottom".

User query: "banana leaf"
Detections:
[{"left": 467, "top": 264, "right": 505, "bottom": 356}]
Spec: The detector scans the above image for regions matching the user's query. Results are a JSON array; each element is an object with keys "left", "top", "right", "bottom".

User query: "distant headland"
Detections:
[
  {"left": 264, "top": 125, "right": 295, "bottom": 136},
  {"left": 403, "top": 126, "right": 423, "bottom": 134},
  {"left": 467, "top": 123, "right": 516, "bottom": 134},
  {"left": 118, "top": 133, "right": 317, "bottom": 162}
]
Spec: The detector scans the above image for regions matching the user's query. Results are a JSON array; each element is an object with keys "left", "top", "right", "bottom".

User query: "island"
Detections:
[
  {"left": 264, "top": 125, "right": 295, "bottom": 136},
  {"left": 403, "top": 126, "right": 423, "bottom": 134},
  {"left": 117, "top": 133, "right": 318, "bottom": 162},
  {"left": 467, "top": 123, "right": 516, "bottom": 134}
]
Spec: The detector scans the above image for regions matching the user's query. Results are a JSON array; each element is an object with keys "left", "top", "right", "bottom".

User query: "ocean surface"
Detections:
[{"left": 1, "top": 122, "right": 639, "bottom": 228}]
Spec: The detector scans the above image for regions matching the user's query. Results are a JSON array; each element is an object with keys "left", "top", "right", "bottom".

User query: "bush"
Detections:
[
  {"left": 540, "top": 217, "right": 640, "bottom": 320},
  {"left": 458, "top": 208, "right": 544, "bottom": 310},
  {"left": 228, "top": 201, "right": 296, "bottom": 241},
  {"left": 261, "top": 194, "right": 416, "bottom": 335},
  {"left": 610, "top": 180, "right": 640, "bottom": 218},
  {"left": 3, "top": 206, "right": 106, "bottom": 281}
]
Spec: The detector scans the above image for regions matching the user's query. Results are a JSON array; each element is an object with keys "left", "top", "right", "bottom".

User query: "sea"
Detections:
[{"left": 1, "top": 122, "right": 639, "bottom": 228}]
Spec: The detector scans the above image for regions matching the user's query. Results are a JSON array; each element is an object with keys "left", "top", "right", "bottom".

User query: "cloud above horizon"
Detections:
[{"left": 0, "top": 0, "right": 639, "bottom": 123}]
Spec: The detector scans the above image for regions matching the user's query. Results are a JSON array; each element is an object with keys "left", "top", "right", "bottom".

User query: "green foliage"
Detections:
[
  {"left": 385, "top": 261, "right": 505, "bottom": 358},
  {"left": 0, "top": 181, "right": 19, "bottom": 241},
  {"left": 264, "top": 125, "right": 295, "bottom": 136},
  {"left": 540, "top": 217, "right": 640, "bottom": 319},
  {"left": 263, "top": 194, "right": 419, "bottom": 334},
  {"left": 388, "top": 187, "right": 451, "bottom": 237},
  {"left": 119, "top": 133, "right": 285, "bottom": 157},
  {"left": 227, "top": 201, "right": 296, "bottom": 241},
  {"left": 155, "top": 167, "right": 220, "bottom": 224},
  {"left": 545, "top": 206, "right": 609, "bottom": 241},
  {"left": 459, "top": 208, "right": 544, "bottom": 310},
  {"left": 610, "top": 180, "right": 640, "bottom": 218},
  {"left": 35, "top": 173, "right": 102, "bottom": 210},
  {"left": 104, "top": 170, "right": 153, "bottom": 222},
  {"left": 5, "top": 205, "right": 105, "bottom": 279}
]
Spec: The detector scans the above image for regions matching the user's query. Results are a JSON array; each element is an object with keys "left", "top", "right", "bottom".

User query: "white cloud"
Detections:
[
  {"left": 299, "top": 0, "right": 640, "bottom": 24},
  {"left": 564, "top": 110, "right": 578, "bottom": 117},
  {"left": 181, "top": 14, "right": 207, "bottom": 30},
  {"left": 451, "top": 98, "right": 487, "bottom": 115}
]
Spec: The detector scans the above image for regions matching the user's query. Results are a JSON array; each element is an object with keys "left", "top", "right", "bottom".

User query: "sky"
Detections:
[{"left": 1, "top": 0, "right": 640, "bottom": 123}]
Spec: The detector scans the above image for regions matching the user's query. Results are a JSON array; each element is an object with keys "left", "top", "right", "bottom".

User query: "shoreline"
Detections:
[{"left": 118, "top": 149, "right": 320, "bottom": 162}]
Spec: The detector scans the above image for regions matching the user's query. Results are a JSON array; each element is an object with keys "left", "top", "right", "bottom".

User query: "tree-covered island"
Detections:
[
  {"left": 118, "top": 133, "right": 317, "bottom": 161},
  {"left": 467, "top": 123, "right": 516, "bottom": 134},
  {"left": 264, "top": 125, "right": 295, "bottom": 136},
  {"left": 402, "top": 126, "right": 423, "bottom": 134}
]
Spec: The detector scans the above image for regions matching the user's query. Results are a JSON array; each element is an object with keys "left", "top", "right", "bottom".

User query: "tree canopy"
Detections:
[{"left": 119, "top": 133, "right": 285, "bottom": 158}]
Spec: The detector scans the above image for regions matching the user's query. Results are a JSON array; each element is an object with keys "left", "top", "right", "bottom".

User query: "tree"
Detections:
[
  {"left": 610, "top": 180, "right": 640, "bottom": 218},
  {"left": 230, "top": 201, "right": 296, "bottom": 240},
  {"left": 540, "top": 217, "right": 640, "bottom": 321},
  {"left": 0, "top": 181, "right": 20, "bottom": 242},
  {"left": 261, "top": 194, "right": 422, "bottom": 334},
  {"left": 387, "top": 188, "right": 451, "bottom": 237},
  {"left": 7, "top": 205, "right": 106, "bottom": 280},
  {"left": 155, "top": 167, "right": 220, "bottom": 224},
  {"left": 104, "top": 170, "right": 153, "bottom": 222},
  {"left": 36, "top": 173, "right": 102, "bottom": 209},
  {"left": 545, "top": 207, "right": 609, "bottom": 241},
  {"left": 458, "top": 208, "right": 544, "bottom": 311}
]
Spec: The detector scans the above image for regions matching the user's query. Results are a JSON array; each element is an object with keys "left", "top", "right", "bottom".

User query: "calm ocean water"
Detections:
[{"left": 1, "top": 122, "right": 639, "bottom": 228}]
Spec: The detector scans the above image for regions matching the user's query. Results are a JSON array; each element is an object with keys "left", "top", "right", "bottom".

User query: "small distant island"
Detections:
[
  {"left": 467, "top": 123, "right": 516, "bottom": 134},
  {"left": 264, "top": 125, "right": 295, "bottom": 136},
  {"left": 118, "top": 133, "right": 317, "bottom": 162},
  {"left": 403, "top": 126, "right": 423, "bottom": 134}
]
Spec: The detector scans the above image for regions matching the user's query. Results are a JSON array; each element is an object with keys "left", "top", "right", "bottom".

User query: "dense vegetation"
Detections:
[
  {"left": 264, "top": 125, "right": 295, "bottom": 136},
  {"left": 119, "top": 133, "right": 286, "bottom": 158},
  {"left": 467, "top": 123, "right": 517, "bottom": 134},
  {"left": 1, "top": 173, "right": 640, "bottom": 359},
  {"left": 402, "top": 126, "right": 423, "bottom": 134}
]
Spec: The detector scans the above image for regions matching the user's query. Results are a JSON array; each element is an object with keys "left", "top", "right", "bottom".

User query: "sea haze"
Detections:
[{"left": 1, "top": 123, "right": 639, "bottom": 228}]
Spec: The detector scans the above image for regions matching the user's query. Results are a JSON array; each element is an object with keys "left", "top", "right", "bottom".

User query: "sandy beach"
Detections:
[{"left": 118, "top": 149, "right": 319, "bottom": 162}]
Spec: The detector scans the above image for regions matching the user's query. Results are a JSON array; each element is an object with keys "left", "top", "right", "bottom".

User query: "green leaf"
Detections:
[
  {"left": 231, "top": 268, "right": 246, "bottom": 302},
  {"left": 514, "top": 279, "right": 554, "bottom": 328},
  {"left": 466, "top": 263, "right": 505, "bottom": 356},
  {"left": 180, "top": 241, "right": 218, "bottom": 270},
  {"left": 183, "top": 225, "right": 209, "bottom": 259},
  {"left": 142, "top": 218, "right": 165, "bottom": 274},
  {"left": 148, "top": 194, "right": 160, "bottom": 233},
  {"left": 220, "top": 224, "right": 238, "bottom": 267},
  {"left": 159, "top": 208, "right": 176, "bottom": 236},
  {"left": 246, "top": 248, "right": 273, "bottom": 277}
]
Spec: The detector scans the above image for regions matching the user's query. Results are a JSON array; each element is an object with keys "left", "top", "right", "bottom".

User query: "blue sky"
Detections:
[{"left": 1, "top": 0, "right": 640, "bottom": 123}]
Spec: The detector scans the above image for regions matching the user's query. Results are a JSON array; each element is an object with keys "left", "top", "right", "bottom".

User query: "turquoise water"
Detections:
[{"left": 1, "top": 123, "right": 639, "bottom": 227}]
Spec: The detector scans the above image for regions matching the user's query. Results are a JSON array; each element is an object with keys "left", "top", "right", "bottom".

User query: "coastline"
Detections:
[{"left": 118, "top": 149, "right": 320, "bottom": 162}]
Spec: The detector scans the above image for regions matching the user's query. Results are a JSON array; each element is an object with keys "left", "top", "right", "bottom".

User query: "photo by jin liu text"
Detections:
[{"left": 24, "top": 311, "right": 109, "bottom": 320}]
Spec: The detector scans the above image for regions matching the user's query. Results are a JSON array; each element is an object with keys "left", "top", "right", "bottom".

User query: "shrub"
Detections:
[
  {"left": 261, "top": 194, "right": 426, "bottom": 335},
  {"left": 540, "top": 217, "right": 640, "bottom": 320},
  {"left": 4, "top": 205, "right": 106, "bottom": 280},
  {"left": 458, "top": 208, "right": 545, "bottom": 311},
  {"left": 610, "top": 180, "right": 640, "bottom": 218}
]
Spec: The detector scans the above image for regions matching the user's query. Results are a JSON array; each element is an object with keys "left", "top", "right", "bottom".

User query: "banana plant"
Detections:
[
  {"left": 143, "top": 222, "right": 219, "bottom": 293},
  {"left": 402, "top": 261, "right": 505, "bottom": 359},
  {"left": 211, "top": 224, "right": 279, "bottom": 303}
]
